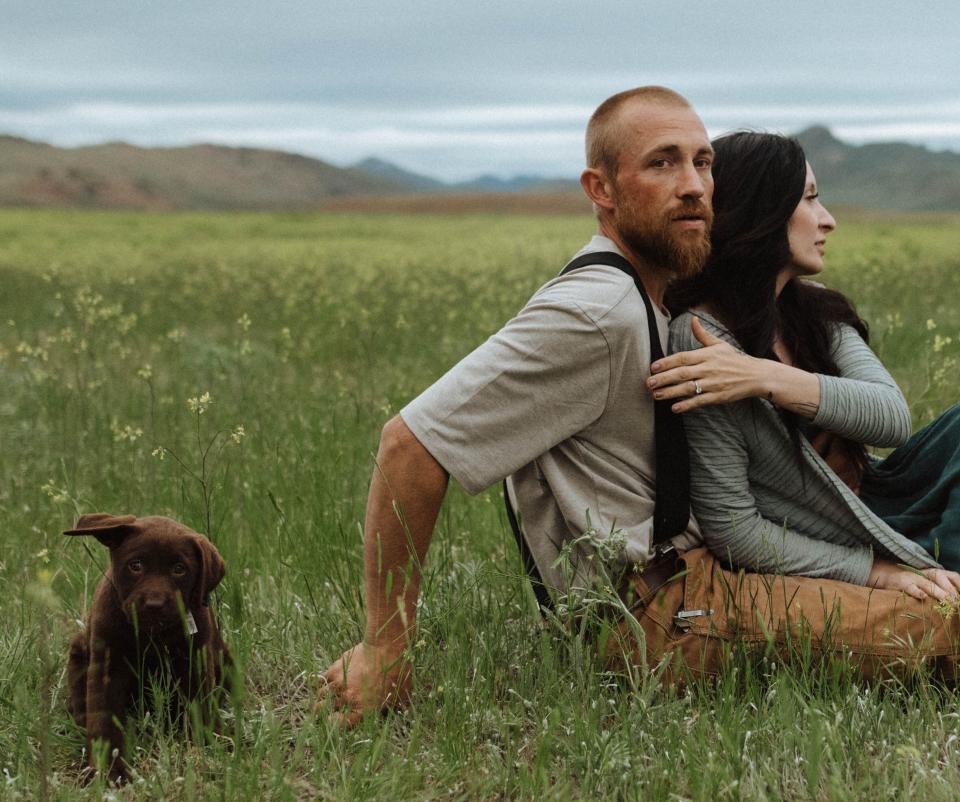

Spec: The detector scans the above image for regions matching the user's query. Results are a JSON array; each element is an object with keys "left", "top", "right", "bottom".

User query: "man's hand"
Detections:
[
  {"left": 316, "top": 642, "right": 412, "bottom": 728},
  {"left": 868, "top": 559, "right": 960, "bottom": 602},
  {"left": 648, "top": 316, "right": 821, "bottom": 418}
]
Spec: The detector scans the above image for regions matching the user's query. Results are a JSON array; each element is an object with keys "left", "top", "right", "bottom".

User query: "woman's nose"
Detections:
[{"left": 820, "top": 207, "right": 836, "bottom": 232}]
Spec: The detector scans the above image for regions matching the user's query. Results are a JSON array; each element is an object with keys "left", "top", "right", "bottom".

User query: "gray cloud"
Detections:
[{"left": 3, "top": 0, "right": 960, "bottom": 179}]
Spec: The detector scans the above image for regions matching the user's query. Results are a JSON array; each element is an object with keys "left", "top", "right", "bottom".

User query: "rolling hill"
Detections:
[
  {"left": 0, "top": 136, "right": 406, "bottom": 210},
  {"left": 1, "top": 127, "right": 959, "bottom": 210},
  {"left": 795, "top": 126, "right": 960, "bottom": 211}
]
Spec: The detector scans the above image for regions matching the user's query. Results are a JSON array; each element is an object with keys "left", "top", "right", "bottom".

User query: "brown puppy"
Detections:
[{"left": 65, "top": 513, "right": 231, "bottom": 781}]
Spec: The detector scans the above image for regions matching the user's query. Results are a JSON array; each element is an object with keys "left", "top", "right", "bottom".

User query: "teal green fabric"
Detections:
[{"left": 861, "top": 404, "right": 960, "bottom": 570}]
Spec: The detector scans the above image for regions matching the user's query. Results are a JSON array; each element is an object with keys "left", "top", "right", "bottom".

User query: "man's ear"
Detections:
[
  {"left": 580, "top": 168, "right": 616, "bottom": 211},
  {"left": 191, "top": 534, "right": 226, "bottom": 608},
  {"left": 64, "top": 513, "right": 138, "bottom": 549}
]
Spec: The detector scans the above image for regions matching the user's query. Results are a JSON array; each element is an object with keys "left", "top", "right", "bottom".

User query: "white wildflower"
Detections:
[{"left": 187, "top": 392, "right": 213, "bottom": 415}]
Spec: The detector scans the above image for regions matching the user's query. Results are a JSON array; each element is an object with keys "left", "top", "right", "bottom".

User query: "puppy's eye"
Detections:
[
  {"left": 128, "top": 559, "right": 143, "bottom": 574},
  {"left": 172, "top": 563, "right": 188, "bottom": 577}
]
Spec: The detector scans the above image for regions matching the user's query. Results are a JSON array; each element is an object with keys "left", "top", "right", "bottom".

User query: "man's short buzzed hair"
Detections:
[{"left": 586, "top": 86, "right": 691, "bottom": 180}]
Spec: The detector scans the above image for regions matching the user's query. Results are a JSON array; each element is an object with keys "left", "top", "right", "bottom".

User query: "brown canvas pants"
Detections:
[{"left": 609, "top": 547, "right": 960, "bottom": 685}]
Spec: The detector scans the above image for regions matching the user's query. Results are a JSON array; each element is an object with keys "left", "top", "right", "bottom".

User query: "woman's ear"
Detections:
[
  {"left": 64, "top": 513, "right": 138, "bottom": 549},
  {"left": 580, "top": 168, "right": 616, "bottom": 211}
]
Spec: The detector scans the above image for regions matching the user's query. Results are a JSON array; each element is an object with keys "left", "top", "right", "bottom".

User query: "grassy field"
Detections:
[{"left": 1, "top": 208, "right": 959, "bottom": 800}]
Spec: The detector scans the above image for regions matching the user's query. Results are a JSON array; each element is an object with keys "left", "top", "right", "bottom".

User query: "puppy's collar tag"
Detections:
[{"left": 185, "top": 611, "right": 199, "bottom": 636}]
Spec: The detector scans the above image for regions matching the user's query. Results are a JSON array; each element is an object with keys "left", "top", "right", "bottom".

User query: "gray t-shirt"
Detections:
[{"left": 401, "top": 236, "right": 701, "bottom": 592}]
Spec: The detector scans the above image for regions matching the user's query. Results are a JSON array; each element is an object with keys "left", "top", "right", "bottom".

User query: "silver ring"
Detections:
[{"left": 694, "top": 380, "right": 703, "bottom": 395}]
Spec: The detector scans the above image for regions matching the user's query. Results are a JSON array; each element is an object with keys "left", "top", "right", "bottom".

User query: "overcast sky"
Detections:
[{"left": 3, "top": 0, "right": 959, "bottom": 181}]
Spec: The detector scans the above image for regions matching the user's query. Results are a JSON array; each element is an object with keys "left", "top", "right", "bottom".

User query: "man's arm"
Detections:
[
  {"left": 318, "top": 277, "right": 614, "bottom": 725},
  {"left": 317, "top": 415, "right": 448, "bottom": 727}
]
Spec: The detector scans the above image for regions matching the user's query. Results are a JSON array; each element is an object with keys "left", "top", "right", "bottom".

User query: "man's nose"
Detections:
[{"left": 676, "top": 161, "right": 706, "bottom": 199}]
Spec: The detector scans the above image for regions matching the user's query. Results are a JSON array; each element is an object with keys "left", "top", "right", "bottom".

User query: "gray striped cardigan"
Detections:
[{"left": 668, "top": 310, "right": 939, "bottom": 585}]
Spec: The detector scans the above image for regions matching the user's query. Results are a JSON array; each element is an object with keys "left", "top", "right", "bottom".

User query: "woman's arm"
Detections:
[
  {"left": 654, "top": 316, "right": 910, "bottom": 446},
  {"left": 652, "top": 316, "right": 821, "bottom": 416},
  {"left": 684, "top": 397, "right": 874, "bottom": 584},
  {"left": 810, "top": 324, "right": 910, "bottom": 447},
  {"left": 687, "top": 384, "right": 960, "bottom": 597},
  {"left": 667, "top": 314, "right": 958, "bottom": 597}
]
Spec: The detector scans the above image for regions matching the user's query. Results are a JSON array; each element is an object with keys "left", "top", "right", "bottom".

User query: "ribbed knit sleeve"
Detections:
[
  {"left": 669, "top": 313, "right": 875, "bottom": 585},
  {"left": 683, "top": 399, "right": 874, "bottom": 584},
  {"left": 811, "top": 324, "right": 911, "bottom": 447}
]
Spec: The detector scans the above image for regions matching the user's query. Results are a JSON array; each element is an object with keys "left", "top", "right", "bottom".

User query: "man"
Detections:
[
  {"left": 319, "top": 87, "right": 960, "bottom": 724},
  {"left": 318, "top": 86, "right": 710, "bottom": 724}
]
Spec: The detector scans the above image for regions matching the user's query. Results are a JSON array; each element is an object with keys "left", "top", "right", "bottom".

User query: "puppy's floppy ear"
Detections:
[
  {"left": 191, "top": 534, "right": 226, "bottom": 608},
  {"left": 64, "top": 513, "right": 138, "bottom": 549}
]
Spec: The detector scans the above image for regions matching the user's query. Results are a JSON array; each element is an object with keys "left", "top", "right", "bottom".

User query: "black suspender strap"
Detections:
[
  {"left": 560, "top": 251, "right": 690, "bottom": 542},
  {"left": 503, "top": 480, "right": 553, "bottom": 612},
  {"left": 503, "top": 250, "right": 691, "bottom": 611}
]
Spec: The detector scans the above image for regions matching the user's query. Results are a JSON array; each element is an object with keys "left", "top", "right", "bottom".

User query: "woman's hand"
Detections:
[
  {"left": 649, "top": 317, "right": 767, "bottom": 411},
  {"left": 649, "top": 317, "right": 821, "bottom": 417},
  {"left": 867, "top": 559, "right": 960, "bottom": 601}
]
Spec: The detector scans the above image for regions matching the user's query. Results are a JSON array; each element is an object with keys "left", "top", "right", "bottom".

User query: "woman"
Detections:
[{"left": 650, "top": 131, "right": 960, "bottom": 601}]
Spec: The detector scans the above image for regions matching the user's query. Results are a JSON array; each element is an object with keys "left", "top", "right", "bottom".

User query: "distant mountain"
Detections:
[
  {"left": 350, "top": 159, "right": 579, "bottom": 194},
  {"left": 353, "top": 136, "right": 960, "bottom": 208},
  {"left": 2, "top": 129, "right": 959, "bottom": 210},
  {"left": 795, "top": 126, "right": 960, "bottom": 210},
  {"left": 0, "top": 136, "right": 406, "bottom": 210},
  {"left": 455, "top": 174, "right": 579, "bottom": 193},
  {"left": 352, "top": 157, "right": 448, "bottom": 193}
]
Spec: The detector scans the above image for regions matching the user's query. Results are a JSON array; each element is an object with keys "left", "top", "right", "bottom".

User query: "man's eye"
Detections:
[
  {"left": 172, "top": 563, "right": 188, "bottom": 576},
  {"left": 651, "top": 159, "right": 670, "bottom": 168},
  {"left": 695, "top": 159, "right": 712, "bottom": 169},
  {"left": 128, "top": 560, "right": 143, "bottom": 573}
]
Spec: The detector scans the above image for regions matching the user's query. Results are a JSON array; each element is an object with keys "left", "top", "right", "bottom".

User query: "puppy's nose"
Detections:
[{"left": 142, "top": 593, "right": 167, "bottom": 611}]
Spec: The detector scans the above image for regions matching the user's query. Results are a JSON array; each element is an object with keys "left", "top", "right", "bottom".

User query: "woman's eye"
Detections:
[
  {"left": 128, "top": 560, "right": 143, "bottom": 573},
  {"left": 172, "top": 563, "right": 187, "bottom": 576}
]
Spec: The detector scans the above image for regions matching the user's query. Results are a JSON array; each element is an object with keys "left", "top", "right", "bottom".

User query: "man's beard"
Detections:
[{"left": 614, "top": 196, "right": 712, "bottom": 279}]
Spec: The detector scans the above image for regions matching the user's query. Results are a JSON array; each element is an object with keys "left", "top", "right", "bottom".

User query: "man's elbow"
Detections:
[
  {"left": 378, "top": 415, "right": 449, "bottom": 489},
  {"left": 378, "top": 415, "right": 422, "bottom": 461}
]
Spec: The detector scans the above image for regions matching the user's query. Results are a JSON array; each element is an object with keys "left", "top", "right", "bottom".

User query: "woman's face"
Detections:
[{"left": 782, "top": 162, "right": 836, "bottom": 285}]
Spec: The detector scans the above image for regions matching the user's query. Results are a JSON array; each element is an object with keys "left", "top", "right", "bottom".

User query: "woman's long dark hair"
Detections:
[{"left": 667, "top": 131, "right": 870, "bottom": 474}]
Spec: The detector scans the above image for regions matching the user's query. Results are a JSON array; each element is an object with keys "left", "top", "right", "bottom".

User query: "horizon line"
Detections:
[{"left": 3, "top": 122, "right": 959, "bottom": 185}]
